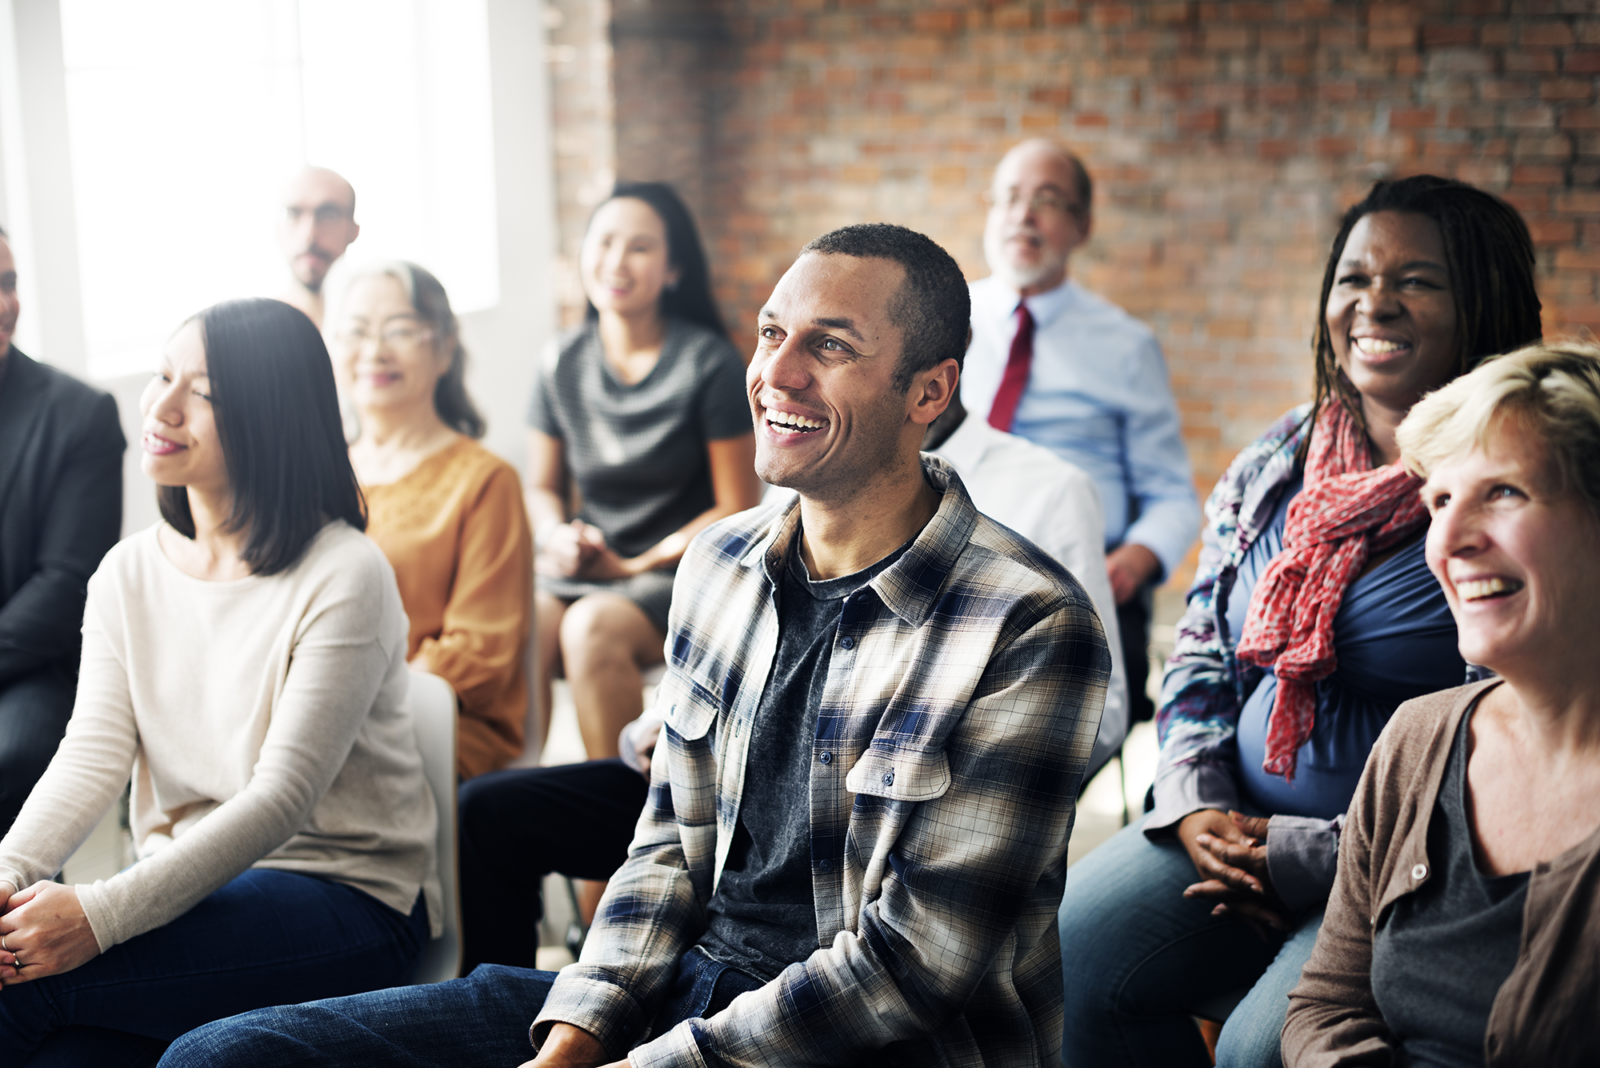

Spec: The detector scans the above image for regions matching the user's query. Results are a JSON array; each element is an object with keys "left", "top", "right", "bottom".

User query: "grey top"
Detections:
[
  {"left": 528, "top": 319, "right": 750, "bottom": 559},
  {"left": 697, "top": 534, "right": 911, "bottom": 982},
  {"left": 1371, "top": 700, "right": 1529, "bottom": 1067}
]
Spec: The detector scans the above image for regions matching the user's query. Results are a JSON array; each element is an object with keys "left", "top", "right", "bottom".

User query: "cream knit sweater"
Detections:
[{"left": 0, "top": 521, "right": 441, "bottom": 950}]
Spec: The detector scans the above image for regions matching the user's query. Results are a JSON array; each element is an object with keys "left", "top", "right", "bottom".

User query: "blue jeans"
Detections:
[
  {"left": 1058, "top": 814, "right": 1324, "bottom": 1068},
  {"left": 159, "top": 947, "right": 762, "bottom": 1067},
  {"left": 0, "top": 868, "right": 427, "bottom": 1068}
]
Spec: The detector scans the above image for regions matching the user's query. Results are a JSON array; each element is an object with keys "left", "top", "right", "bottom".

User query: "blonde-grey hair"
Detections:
[
  {"left": 1397, "top": 339, "right": 1600, "bottom": 517},
  {"left": 346, "top": 261, "right": 484, "bottom": 438}
]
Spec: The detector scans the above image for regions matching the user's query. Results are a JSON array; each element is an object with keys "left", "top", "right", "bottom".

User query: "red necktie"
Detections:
[{"left": 987, "top": 303, "right": 1034, "bottom": 432}]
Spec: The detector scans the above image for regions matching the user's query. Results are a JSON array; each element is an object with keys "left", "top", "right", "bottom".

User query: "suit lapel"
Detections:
[{"left": 0, "top": 348, "right": 52, "bottom": 516}]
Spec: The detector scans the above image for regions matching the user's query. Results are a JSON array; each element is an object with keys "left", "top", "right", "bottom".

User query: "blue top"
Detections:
[
  {"left": 961, "top": 276, "right": 1199, "bottom": 578},
  {"left": 1224, "top": 475, "right": 1464, "bottom": 820}
]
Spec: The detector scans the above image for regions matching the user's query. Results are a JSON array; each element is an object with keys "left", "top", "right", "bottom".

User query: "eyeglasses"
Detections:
[
  {"left": 982, "top": 188, "right": 1084, "bottom": 218},
  {"left": 335, "top": 323, "right": 433, "bottom": 349},
  {"left": 285, "top": 204, "right": 353, "bottom": 227}
]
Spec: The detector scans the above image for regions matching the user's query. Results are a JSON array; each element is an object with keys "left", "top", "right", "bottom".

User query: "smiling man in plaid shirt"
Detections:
[{"left": 162, "top": 223, "right": 1111, "bottom": 1068}]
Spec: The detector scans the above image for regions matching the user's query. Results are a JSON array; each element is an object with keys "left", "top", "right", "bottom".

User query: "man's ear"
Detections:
[{"left": 908, "top": 358, "right": 960, "bottom": 427}]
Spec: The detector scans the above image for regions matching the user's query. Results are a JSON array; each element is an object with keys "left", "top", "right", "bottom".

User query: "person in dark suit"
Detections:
[{"left": 0, "top": 225, "right": 125, "bottom": 834}]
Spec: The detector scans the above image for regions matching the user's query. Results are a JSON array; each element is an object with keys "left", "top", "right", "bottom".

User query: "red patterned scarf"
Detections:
[{"left": 1236, "top": 400, "right": 1428, "bottom": 780}]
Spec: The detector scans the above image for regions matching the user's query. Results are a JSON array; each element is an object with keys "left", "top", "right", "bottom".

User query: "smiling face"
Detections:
[
  {"left": 750, "top": 252, "right": 941, "bottom": 502},
  {"left": 0, "top": 236, "right": 18, "bottom": 354},
  {"left": 1422, "top": 416, "right": 1600, "bottom": 678},
  {"left": 333, "top": 273, "right": 448, "bottom": 419},
  {"left": 580, "top": 196, "right": 679, "bottom": 322},
  {"left": 982, "top": 142, "right": 1090, "bottom": 296},
  {"left": 141, "top": 320, "right": 228, "bottom": 497},
  {"left": 1327, "top": 211, "right": 1460, "bottom": 425}
]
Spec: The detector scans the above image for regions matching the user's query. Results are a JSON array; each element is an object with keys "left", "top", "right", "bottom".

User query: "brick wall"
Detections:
[{"left": 557, "top": 0, "right": 1600, "bottom": 588}]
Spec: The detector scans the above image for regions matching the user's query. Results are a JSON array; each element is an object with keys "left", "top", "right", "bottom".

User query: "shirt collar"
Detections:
[
  {"left": 930, "top": 411, "right": 991, "bottom": 480},
  {"left": 739, "top": 455, "right": 979, "bottom": 628},
  {"left": 1018, "top": 277, "right": 1076, "bottom": 329}
]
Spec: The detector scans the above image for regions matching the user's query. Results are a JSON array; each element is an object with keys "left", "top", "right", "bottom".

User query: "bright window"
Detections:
[{"left": 60, "top": 0, "right": 498, "bottom": 378}]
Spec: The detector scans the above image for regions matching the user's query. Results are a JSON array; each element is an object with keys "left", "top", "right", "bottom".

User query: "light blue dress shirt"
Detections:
[{"left": 962, "top": 275, "right": 1200, "bottom": 579}]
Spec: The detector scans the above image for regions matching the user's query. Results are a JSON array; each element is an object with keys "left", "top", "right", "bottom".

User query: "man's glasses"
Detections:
[
  {"left": 982, "top": 188, "right": 1085, "bottom": 219},
  {"left": 335, "top": 323, "right": 433, "bottom": 349},
  {"left": 285, "top": 204, "right": 353, "bottom": 227}
]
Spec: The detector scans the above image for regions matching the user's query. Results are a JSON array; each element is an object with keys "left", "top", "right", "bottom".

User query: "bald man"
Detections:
[
  {"left": 962, "top": 138, "right": 1197, "bottom": 730},
  {"left": 277, "top": 166, "right": 360, "bottom": 328}
]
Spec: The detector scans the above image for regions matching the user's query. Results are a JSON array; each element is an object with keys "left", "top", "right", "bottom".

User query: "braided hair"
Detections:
[{"left": 1305, "top": 175, "right": 1542, "bottom": 455}]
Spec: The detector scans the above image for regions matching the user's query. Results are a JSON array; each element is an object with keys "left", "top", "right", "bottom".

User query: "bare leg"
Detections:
[
  {"left": 532, "top": 591, "right": 568, "bottom": 753},
  {"left": 559, "top": 593, "right": 666, "bottom": 760}
]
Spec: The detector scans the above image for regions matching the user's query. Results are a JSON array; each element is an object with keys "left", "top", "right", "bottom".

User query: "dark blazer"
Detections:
[{"left": 0, "top": 347, "right": 125, "bottom": 686}]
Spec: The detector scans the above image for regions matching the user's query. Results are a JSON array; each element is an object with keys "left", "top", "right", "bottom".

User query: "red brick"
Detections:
[
  {"left": 1390, "top": 106, "right": 1439, "bottom": 128},
  {"left": 1505, "top": 106, "right": 1560, "bottom": 130},
  {"left": 1520, "top": 22, "right": 1576, "bottom": 47},
  {"left": 910, "top": 10, "right": 961, "bottom": 33},
  {"left": 1090, "top": 5, "right": 1138, "bottom": 28},
  {"left": 1369, "top": 4, "right": 1423, "bottom": 28},
  {"left": 1566, "top": 51, "right": 1600, "bottom": 74},
  {"left": 1560, "top": 107, "right": 1600, "bottom": 129},
  {"left": 1555, "top": 248, "right": 1600, "bottom": 271},
  {"left": 1203, "top": 27, "right": 1253, "bottom": 50},
  {"left": 1557, "top": 190, "right": 1600, "bottom": 212},
  {"left": 1422, "top": 24, "right": 1477, "bottom": 47},
  {"left": 1178, "top": 107, "right": 1223, "bottom": 133},
  {"left": 1504, "top": 50, "right": 1560, "bottom": 74},
  {"left": 1542, "top": 79, "right": 1596, "bottom": 101},
  {"left": 1517, "top": 168, "right": 1570, "bottom": 190},
  {"left": 1368, "top": 25, "right": 1418, "bottom": 49}
]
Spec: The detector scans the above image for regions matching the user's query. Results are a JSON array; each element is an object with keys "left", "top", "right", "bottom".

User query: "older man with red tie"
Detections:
[{"left": 963, "top": 139, "right": 1198, "bottom": 729}]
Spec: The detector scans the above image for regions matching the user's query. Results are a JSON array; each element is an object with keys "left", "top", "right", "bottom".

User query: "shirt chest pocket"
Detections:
[
  {"left": 658, "top": 672, "right": 721, "bottom": 742},
  {"left": 845, "top": 746, "right": 952, "bottom": 803}
]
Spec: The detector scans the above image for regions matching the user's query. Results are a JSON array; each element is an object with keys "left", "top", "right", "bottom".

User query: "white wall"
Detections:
[{"left": 0, "top": 0, "right": 556, "bottom": 536}]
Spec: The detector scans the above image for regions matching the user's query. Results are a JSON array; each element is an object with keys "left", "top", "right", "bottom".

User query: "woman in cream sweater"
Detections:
[{"left": 0, "top": 299, "right": 439, "bottom": 1064}]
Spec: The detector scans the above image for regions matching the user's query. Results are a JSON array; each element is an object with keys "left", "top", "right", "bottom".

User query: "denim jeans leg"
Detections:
[
  {"left": 1058, "top": 815, "right": 1282, "bottom": 1068},
  {"left": 0, "top": 868, "right": 426, "bottom": 1064},
  {"left": 1213, "top": 905, "right": 1324, "bottom": 1068},
  {"left": 158, "top": 964, "right": 558, "bottom": 1068}
]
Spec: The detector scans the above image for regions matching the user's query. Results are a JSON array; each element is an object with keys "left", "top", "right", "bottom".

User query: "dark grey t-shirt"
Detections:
[
  {"left": 527, "top": 319, "right": 750, "bottom": 559},
  {"left": 696, "top": 535, "right": 910, "bottom": 982},
  {"left": 1371, "top": 702, "right": 1530, "bottom": 1068}
]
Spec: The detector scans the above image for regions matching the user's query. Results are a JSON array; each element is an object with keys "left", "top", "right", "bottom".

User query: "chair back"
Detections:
[{"left": 407, "top": 669, "right": 463, "bottom": 983}]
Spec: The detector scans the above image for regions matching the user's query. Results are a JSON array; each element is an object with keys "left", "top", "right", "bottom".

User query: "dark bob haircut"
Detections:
[
  {"left": 158, "top": 298, "right": 366, "bottom": 575},
  {"left": 584, "top": 181, "right": 726, "bottom": 338},
  {"left": 802, "top": 222, "right": 971, "bottom": 393},
  {"left": 1309, "top": 174, "right": 1542, "bottom": 445}
]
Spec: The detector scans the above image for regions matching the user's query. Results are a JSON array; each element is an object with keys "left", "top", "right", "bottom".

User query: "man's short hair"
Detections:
[{"left": 801, "top": 223, "right": 970, "bottom": 393}]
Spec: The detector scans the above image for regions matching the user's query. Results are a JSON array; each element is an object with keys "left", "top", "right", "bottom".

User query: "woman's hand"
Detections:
[
  {"left": 1177, "top": 810, "right": 1289, "bottom": 941},
  {"left": 0, "top": 882, "right": 100, "bottom": 985},
  {"left": 538, "top": 520, "right": 603, "bottom": 579}
]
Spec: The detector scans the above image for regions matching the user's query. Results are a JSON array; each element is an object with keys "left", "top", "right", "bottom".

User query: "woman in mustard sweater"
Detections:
[{"left": 336, "top": 262, "right": 534, "bottom": 780}]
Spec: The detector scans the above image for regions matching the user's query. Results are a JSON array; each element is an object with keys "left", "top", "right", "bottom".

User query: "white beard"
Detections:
[{"left": 983, "top": 225, "right": 1065, "bottom": 292}]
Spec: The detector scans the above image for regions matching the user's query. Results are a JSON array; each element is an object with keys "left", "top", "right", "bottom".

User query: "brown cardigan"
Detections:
[{"left": 1282, "top": 679, "right": 1600, "bottom": 1066}]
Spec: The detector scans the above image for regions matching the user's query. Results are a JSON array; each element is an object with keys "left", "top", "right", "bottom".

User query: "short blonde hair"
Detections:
[{"left": 1397, "top": 339, "right": 1600, "bottom": 517}]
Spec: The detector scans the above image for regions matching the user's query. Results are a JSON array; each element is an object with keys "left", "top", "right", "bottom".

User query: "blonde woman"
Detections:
[{"left": 1284, "top": 341, "right": 1600, "bottom": 1066}]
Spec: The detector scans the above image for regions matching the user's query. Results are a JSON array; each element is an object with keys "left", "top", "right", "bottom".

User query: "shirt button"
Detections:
[
  {"left": 883, "top": 770, "right": 895, "bottom": 786},
  {"left": 840, "top": 635, "right": 855, "bottom": 650},
  {"left": 819, "top": 751, "right": 832, "bottom": 765},
  {"left": 818, "top": 858, "right": 831, "bottom": 871},
  {"left": 1412, "top": 863, "right": 1427, "bottom": 880}
]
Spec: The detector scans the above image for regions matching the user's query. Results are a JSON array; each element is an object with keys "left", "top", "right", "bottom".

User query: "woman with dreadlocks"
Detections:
[{"left": 1056, "top": 176, "right": 1544, "bottom": 1068}]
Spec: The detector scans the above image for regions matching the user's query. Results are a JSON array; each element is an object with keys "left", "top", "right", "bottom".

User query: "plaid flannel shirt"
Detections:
[{"left": 533, "top": 456, "right": 1110, "bottom": 1068}]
